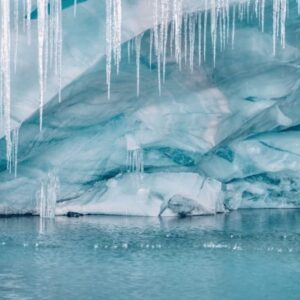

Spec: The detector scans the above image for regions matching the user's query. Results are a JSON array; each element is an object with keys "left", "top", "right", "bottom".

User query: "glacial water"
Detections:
[{"left": 0, "top": 209, "right": 300, "bottom": 300}]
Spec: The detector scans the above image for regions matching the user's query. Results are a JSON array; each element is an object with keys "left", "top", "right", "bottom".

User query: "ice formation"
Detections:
[
  {"left": 37, "top": 172, "right": 59, "bottom": 218},
  {"left": 1, "top": 0, "right": 300, "bottom": 216}
]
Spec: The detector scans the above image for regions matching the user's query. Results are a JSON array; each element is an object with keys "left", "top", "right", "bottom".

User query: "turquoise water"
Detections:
[{"left": 0, "top": 210, "right": 300, "bottom": 300}]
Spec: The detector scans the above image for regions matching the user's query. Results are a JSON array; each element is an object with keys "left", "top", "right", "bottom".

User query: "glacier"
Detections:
[{"left": 1, "top": 0, "right": 300, "bottom": 216}]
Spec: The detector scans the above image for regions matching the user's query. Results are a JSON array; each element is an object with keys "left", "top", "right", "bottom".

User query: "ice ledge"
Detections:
[{"left": 56, "top": 172, "right": 225, "bottom": 217}]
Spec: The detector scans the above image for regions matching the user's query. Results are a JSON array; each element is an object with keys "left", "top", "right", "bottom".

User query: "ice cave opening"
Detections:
[{"left": 1, "top": 0, "right": 300, "bottom": 217}]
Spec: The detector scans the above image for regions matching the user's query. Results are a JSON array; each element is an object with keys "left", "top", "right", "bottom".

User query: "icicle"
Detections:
[
  {"left": 105, "top": 0, "right": 122, "bottom": 98},
  {"left": 106, "top": 0, "right": 112, "bottom": 99},
  {"left": 149, "top": 29, "right": 153, "bottom": 69},
  {"left": 127, "top": 40, "right": 131, "bottom": 63},
  {"left": 74, "top": 0, "right": 77, "bottom": 17},
  {"left": 198, "top": 12, "right": 202, "bottom": 66},
  {"left": 280, "top": 0, "right": 287, "bottom": 49},
  {"left": 10, "top": 127, "right": 19, "bottom": 178},
  {"left": 44, "top": 5, "right": 49, "bottom": 95},
  {"left": 273, "top": 0, "right": 278, "bottom": 55},
  {"left": 126, "top": 136, "right": 144, "bottom": 175},
  {"left": 53, "top": 0, "right": 63, "bottom": 103},
  {"left": 127, "top": 148, "right": 144, "bottom": 174},
  {"left": 135, "top": 34, "right": 143, "bottom": 97},
  {"left": 246, "top": 0, "right": 251, "bottom": 22},
  {"left": 49, "top": 1, "right": 55, "bottom": 68},
  {"left": 26, "top": 0, "right": 32, "bottom": 45},
  {"left": 38, "top": 172, "right": 59, "bottom": 218},
  {"left": 22, "top": 0, "right": 26, "bottom": 32},
  {"left": 170, "top": 14, "right": 175, "bottom": 58},
  {"left": 255, "top": 0, "right": 259, "bottom": 18},
  {"left": 0, "top": 0, "right": 12, "bottom": 167},
  {"left": 272, "top": 0, "right": 286, "bottom": 55},
  {"left": 183, "top": 13, "right": 188, "bottom": 65},
  {"left": 112, "top": 0, "right": 122, "bottom": 74},
  {"left": 189, "top": 14, "right": 196, "bottom": 72},
  {"left": 37, "top": 0, "right": 47, "bottom": 131},
  {"left": 174, "top": 0, "right": 183, "bottom": 69},
  {"left": 203, "top": 0, "right": 208, "bottom": 61},
  {"left": 261, "top": 0, "right": 265, "bottom": 32},
  {"left": 226, "top": 0, "right": 230, "bottom": 45},
  {"left": 211, "top": 0, "right": 217, "bottom": 67},
  {"left": 219, "top": 1, "right": 223, "bottom": 53},
  {"left": 222, "top": 0, "right": 227, "bottom": 51},
  {"left": 153, "top": 0, "right": 161, "bottom": 95},
  {"left": 232, "top": 4, "right": 236, "bottom": 49},
  {"left": 14, "top": 0, "right": 19, "bottom": 74},
  {"left": 161, "top": 0, "right": 169, "bottom": 83}
]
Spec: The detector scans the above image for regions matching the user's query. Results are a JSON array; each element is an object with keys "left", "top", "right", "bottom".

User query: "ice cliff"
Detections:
[{"left": 1, "top": 0, "right": 300, "bottom": 216}]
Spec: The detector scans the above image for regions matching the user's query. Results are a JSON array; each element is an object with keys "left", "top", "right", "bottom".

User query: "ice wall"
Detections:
[{"left": 1, "top": 0, "right": 300, "bottom": 216}]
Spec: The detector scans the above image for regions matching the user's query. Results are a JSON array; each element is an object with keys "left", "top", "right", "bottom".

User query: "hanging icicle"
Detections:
[
  {"left": 203, "top": 0, "right": 208, "bottom": 61},
  {"left": 232, "top": 4, "right": 236, "bottom": 49},
  {"left": 211, "top": 0, "right": 217, "bottom": 67},
  {"left": 74, "top": 0, "right": 78, "bottom": 17},
  {"left": 260, "top": 0, "right": 265, "bottom": 32},
  {"left": 126, "top": 135, "right": 144, "bottom": 175},
  {"left": 0, "top": 0, "right": 12, "bottom": 168},
  {"left": 272, "top": 0, "right": 287, "bottom": 55},
  {"left": 54, "top": 0, "right": 63, "bottom": 103},
  {"left": 37, "top": 0, "right": 47, "bottom": 131},
  {"left": 189, "top": 13, "right": 196, "bottom": 72},
  {"left": 9, "top": 126, "right": 19, "bottom": 178},
  {"left": 37, "top": 172, "right": 60, "bottom": 218},
  {"left": 135, "top": 34, "right": 143, "bottom": 97},
  {"left": 280, "top": 0, "right": 287, "bottom": 49},
  {"left": 174, "top": 0, "right": 183, "bottom": 68},
  {"left": 198, "top": 12, "right": 202, "bottom": 66},
  {"left": 26, "top": 0, "right": 32, "bottom": 45},
  {"left": 106, "top": 0, "right": 122, "bottom": 99},
  {"left": 14, "top": 0, "right": 19, "bottom": 74}
]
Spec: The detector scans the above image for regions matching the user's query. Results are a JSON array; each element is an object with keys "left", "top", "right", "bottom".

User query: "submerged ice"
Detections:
[{"left": 1, "top": 0, "right": 300, "bottom": 216}]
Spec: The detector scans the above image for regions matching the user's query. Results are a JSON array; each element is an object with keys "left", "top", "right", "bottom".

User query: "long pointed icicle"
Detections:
[
  {"left": 211, "top": 0, "right": 217, "bottom": 67},
  {"left": 135, "top": 34, "right": 143, "bottom": 97},
  {"left": 198, "top": 12, "right": 202, "bottom": 66},
  {"left": 1, "top": 0, "right": 12, "bottom": 168},
  {"left": 203, "top": 0, "right": 208, "bottom": 61},
  {"left": 26, "top": 0, "right": 32, "bottom": 45},
  {"left": 37, "top": 0, "right": 47, "bottom": 131},
  {"left": 106, "top": 0, "right": 112, "bottom": 99},
  {"left": 11, "top": 127, "right": 19, "bottom": 177},
  {"left": 261, "top": 0, "right": 265, "bottom": 32},
  {"left": 272, "top": 0, "right": 286, "bottom": 56},
  {"left": 149, "top": 29, "right": 153, "bottom": 69},
  {"left": 54, "top": 0, "right": 63, "bottom": 103},
  {"left": 232, "top": 4, "right": 236, "bottom": 49},
  {"left": 113, "top": 0, "right": 122, "bottom": 75},
  {"left": 14, "top": 0, "right": 19, "bottom": 74},
  {"left": 106, "top": 0, "right": 122, "bottom": 99},
  {"left": 74, "top": 0, "right": 78, "bottom": 17},
  {"left": 153, "top": 0, "right": 161, "bottom": 95},
  {"left": 189, "top": 14, "right": 196, "bottom": 72},
  {"left": 174, "top": 0, "right": 183, "bottom": 69},
  {"left": 280, "top": 0, "right": 287, "bottom": 49}
]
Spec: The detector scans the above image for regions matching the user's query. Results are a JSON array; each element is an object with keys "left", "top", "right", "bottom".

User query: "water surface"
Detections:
[{"left": 1, "top": 209, "right": 300, "bottom": 300}]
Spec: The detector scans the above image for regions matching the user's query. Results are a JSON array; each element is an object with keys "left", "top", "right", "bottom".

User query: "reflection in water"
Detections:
[
  {"left": 0, "top": 210, "right": 300, "bottom": 300},
  {"left": 38, "top": 218, "right": 56, "bottom": 235}
]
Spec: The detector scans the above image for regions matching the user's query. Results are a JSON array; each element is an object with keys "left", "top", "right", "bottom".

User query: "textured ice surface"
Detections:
[{"left": 1, "top": 0, "right": 300, "bottom": 215}]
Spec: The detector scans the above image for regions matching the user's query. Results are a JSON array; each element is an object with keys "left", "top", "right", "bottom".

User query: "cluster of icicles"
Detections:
[
  {"left": 0, "top": 0, "right": 294, "bottom": 177},
  {"left": 0, "top": 0, "right": 62, "bottom": 176},
  {"left": 106, "top": 0, "right": 289, "bottom": 99},
  {"left": 36, "top": 171, "right": 59, "bottom": 218}
]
